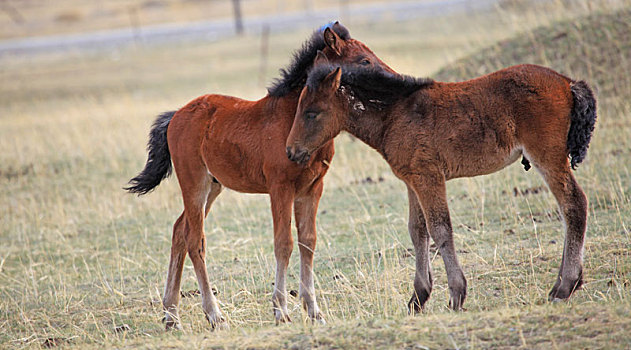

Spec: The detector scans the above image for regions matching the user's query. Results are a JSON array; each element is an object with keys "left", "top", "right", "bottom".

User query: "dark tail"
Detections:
[
  {"left": 125, "top": 111, "right": 176, "bottom": 195},
  {"left": 567, "top": 81, "right": 597, "bottom": 169}
]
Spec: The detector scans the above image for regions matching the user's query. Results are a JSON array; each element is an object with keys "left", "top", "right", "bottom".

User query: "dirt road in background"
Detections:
[{"left": 0, "top": 0, "right": 497, "bottom": 55}]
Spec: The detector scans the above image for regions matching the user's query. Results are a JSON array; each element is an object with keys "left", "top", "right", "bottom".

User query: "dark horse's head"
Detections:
[
  {"left": 286, "top": 65, "right": 346, "bottom": 164},
  {"left": 316, "top": 22, "right": 395, "bottom": 74},
  {"left": 286, "top": 63, "right": 426, "bottom": 164}
]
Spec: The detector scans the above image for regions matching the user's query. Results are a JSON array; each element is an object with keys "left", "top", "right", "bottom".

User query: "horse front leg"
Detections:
[
  {"left": 270, "top": 186, "right": 295, "bottom": 324},
  {"left": 407, "top": 173, "right": 467, "bottom": 311},
  {"left": 294, "top": 180, "right": 325, "bottom": 324},
  {"left": 406, "top": 184, "right": 434, "bottom": 314}
]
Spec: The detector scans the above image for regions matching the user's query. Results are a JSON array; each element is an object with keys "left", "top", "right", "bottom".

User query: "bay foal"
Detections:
[
  {"left": 286, "top": 63, "right": 596, "bottom": 312},
  {"left": 126, "top": 24, "right": 395, "bottom": 328}
]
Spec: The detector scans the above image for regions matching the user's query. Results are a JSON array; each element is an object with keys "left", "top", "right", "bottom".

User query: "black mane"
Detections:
[
  {"left": 307, "top": 64, "right": 434, "bottom": 108},
  {"left": 267, "top": 24, "right": 351, "bottom": 97}
]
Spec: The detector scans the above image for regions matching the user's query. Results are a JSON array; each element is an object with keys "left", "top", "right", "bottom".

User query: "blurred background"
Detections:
[
  {"left": 1, "top": 0, "right": 630, "bottom": 348},
  {"left": 3, "top": 0, "right": 618, "bottom": 105}
]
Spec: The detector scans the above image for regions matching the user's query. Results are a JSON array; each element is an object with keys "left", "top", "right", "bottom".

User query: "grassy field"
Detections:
[{"left": 1, "top": 1, "right": 630, "bottom": 348}]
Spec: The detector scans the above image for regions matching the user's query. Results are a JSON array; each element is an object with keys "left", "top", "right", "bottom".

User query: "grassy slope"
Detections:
[
  {"left": 1, "top": 3, "right": 630, "bottom": 350},
  {"left": 434, "top": 7, "right": 631, "bottom": 105}
]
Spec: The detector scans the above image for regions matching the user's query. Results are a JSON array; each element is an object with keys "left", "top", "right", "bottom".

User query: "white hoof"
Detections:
[
  {"left": 274, "top": 309, "right": 292, "bottom": 325},
  {"left": 206, "top": 312, "right": 229, "bottom": 330}
]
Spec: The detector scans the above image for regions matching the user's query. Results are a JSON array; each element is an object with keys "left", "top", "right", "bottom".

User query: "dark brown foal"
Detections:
[{"left": 286, "top": 63, "right": 596, "bottom": 312}]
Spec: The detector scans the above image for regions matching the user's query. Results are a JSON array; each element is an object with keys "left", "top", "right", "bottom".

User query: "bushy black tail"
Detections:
[
  {"left": 125, "top": 111, "right": 176, "bottom": 195},
  {"left": 567, "top": 81, "right": 597, "bottom": 169}
]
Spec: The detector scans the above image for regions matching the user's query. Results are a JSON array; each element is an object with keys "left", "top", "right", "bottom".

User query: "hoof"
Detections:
[
  {"left": 408, "top": 289, "right": 430, "bottom": 315},
  {"left": 448, "top": 288, "right": 466, "bottom": 311},
  {"left": 162, "top": 315, "right": 182, "bottom": 331},
  {"left": 274, "top": 310, "right": 292, "bottom": 325},
  {"left": 310, "top": 312, "right": 326, "bottom": 325},
  {"left": 408, "top": 297, "right": 422, "bottom": 315},
  {"left": 548, "top": 276, "right": 583, "bottom": 302},
  {"left": 206, "top": 312, "right": 229, "bottom": 330}
]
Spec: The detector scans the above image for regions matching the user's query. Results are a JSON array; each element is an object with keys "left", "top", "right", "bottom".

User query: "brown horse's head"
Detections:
[
  {"left": 268, "top": 22, "right": 395, "bottom": 97},
  {"left": 319, "top": 23, "right": 395, "bottom": 74},
  {"left": 286, "top": 66, "right": 345, "bottom": 164}
]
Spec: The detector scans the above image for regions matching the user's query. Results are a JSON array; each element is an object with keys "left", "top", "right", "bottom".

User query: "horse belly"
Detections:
[
  {"left": 444, "top": 144, "right": 521, "bottom": 179},
  {"left": 202, "top": 133, "right": 269, "bottom": 194},
  {"left": 441, "top": 114, "right": 519, "bottom": 179},
  {"left": 207, "top": 160, "right": 268, "bottom": 193}
]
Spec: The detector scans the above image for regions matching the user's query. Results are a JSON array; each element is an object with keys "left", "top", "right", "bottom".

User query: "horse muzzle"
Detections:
[{"left": 286, "top": 146, "right": 311, "bottom": 165}]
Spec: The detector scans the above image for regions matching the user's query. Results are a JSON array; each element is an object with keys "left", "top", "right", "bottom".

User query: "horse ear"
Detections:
[
  {"left": 331, "top": 21, "right": 342, "bottom": 33},
  {"left": 323, "top": 67, "right": 342, "bottom": 91},
  {"left": 323, "top": 27, "right": 344, "bottom": 56},
  {"left": 314, "top": 50, "right": 329, "bottom": 65},
  {"left": 331, "top": 21, "right": 349, "bottom": 37}
]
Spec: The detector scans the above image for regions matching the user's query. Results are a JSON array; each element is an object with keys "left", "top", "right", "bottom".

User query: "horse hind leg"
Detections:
[
  {"left": 205, "top": 178, "right": 223, "bottom": 218},
  {"left": 163, "top": 212, "right": 187, "bottom": 330},
  {"left": 162, "top": 176, "right": 220, "bottom": 330},
  {"left": 181, "top": 172, "right": 228, "bottom": 329},
  {"left": 525, "top": 149, "right": 587, "bottom": 301},
  {"left": 545, "top": 167, "right": 586, "bottom": 301}
]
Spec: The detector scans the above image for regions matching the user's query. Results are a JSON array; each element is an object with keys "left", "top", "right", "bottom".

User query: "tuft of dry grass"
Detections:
[{"left": 1, "top": 1, "right": 630, "bottom": 349}]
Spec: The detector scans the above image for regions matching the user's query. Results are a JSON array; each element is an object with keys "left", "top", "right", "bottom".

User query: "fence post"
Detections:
[
  {"left": 233, "top": 0, "right": 244, "bottom": 35},
  {"left": 258, "top": 24, "right": 270, "bottom": 86}
]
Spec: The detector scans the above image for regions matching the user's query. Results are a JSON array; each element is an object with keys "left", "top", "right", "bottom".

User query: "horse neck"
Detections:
[
  {"left": 262, "top": 91, "right": 301, "bottom": 121},
  {"left": 343, "top": 105, "right": 393, "bottom": 156}
]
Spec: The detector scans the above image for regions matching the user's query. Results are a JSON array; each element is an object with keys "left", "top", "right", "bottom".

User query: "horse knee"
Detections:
[
  {"left": 298, "top": 235, "right": 316, "bottom": 253},
  {"left": 170, "top": 215, "right": 187, "bottom": 247},
  {"left": 186, "top": 235, "right": 206, "bottom": 259},
  {"left": 562, "top": 181, "right": 588, "bottom": 238},
  {"left": 566, "top": 178, "right": 587, "bottom": 209},
  {"left": 274, "top": 239, "right": 294, "bottom": 260}
]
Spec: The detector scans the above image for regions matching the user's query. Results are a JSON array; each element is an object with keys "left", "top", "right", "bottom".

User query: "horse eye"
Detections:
[
  {"left": 305, "top": 112, "right": 318, "bottom": 120},
  {"left": 360, "top": 59, "right": 371, "bottom": 66}
]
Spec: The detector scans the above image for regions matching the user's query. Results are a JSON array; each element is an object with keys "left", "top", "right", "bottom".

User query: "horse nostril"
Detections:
[
  {"left": 296, "top": 149, "right": 310, "bottom": 164},
  {"left": 301, "top": 152, "right": 311, "bottom": 164},
  {"left": 286, "top": 146, "right": 294, "bottom": 160}
]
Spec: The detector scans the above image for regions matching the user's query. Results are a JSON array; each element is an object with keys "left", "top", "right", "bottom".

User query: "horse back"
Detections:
[{"left": 407, "top": 64, "right": 574, "bottom": 179}]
